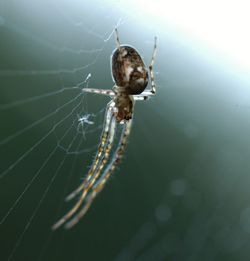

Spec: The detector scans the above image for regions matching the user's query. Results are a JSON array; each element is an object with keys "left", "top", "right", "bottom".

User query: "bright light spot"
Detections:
[
  {"left": 170, "top": 178, "right": 187, "bottom": 196},
  {"left": 118, "top": 0, "right": 250, "bottom": 71},
  {"left": 155, "top": 205, "right": 172, "bottom": 223}
]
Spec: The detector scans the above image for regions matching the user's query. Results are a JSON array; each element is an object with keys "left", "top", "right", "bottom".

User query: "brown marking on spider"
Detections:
[
  {"left": 112, "top": 46, "right": 149, "bottom": 95},
  {"left": 111, "top": 44, "right": 150, "bottom": 122}
]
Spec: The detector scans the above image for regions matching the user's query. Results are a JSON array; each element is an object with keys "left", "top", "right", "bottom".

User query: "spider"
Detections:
[{"left": 52, "top": 29, "right": 157, "bottom": 230}]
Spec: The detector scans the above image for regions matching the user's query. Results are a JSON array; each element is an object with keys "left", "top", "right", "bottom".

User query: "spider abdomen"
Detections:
[{"left": 111, "top": 46, "right": 148, "bottom": 95}]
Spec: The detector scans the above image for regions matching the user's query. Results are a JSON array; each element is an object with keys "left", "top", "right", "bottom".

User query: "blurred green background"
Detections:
[{"left": 1, "top": 1, "right": 250, "bottom": 261}]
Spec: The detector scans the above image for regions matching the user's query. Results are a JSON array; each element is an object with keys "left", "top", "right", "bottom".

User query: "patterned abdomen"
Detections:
[{"left": 111, "top": 45, "right": 149, "bottom": 95}]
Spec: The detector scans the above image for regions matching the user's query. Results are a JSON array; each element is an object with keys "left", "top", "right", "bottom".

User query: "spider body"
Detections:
[
  {"left": 112, "top": 45, "right": 149, "bottom": 122},
  {"left": 112, "top": 45, "right": 149, "bottom": 95},
  {"left": 52, "top": 29, "right": 157, "bottom": 230}
]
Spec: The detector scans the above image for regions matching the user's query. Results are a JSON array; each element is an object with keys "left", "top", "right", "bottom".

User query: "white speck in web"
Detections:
[
  {"left": 85, "top": 73, "right": 91, "bottom": 81},
  {"left": 78, "top": 114, "right": 94, "bottom": 125}
]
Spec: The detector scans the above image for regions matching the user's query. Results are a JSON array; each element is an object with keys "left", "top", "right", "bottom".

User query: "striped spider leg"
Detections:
[
  {"left": 52, "top": 29, "right": 157, "bottom": 229},
  {"left": 65, "top": 118, "right": 132, "bottom": 229},
  {"left": 52, "top": 101, "right": 117, "bottom": 230}
]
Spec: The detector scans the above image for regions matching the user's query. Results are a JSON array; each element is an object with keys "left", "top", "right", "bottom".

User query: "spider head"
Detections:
[{"left": 111, "top": 46, "right": 148, "bottom": 95}]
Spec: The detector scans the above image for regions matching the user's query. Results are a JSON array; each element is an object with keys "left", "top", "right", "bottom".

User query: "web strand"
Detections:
[
  {"left": 6, "top": 106, "right": 90, "bottom": 260},
  {"left": 0, "top": 92, "right": 83, "bottom": 178},
  {"left": 0, "top": 2, "right": 126, "bottom": 260}
]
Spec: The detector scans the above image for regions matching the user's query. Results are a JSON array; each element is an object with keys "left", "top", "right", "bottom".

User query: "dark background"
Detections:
[{"left": 1, "top": 1, "right": 250, "bottom": 260}]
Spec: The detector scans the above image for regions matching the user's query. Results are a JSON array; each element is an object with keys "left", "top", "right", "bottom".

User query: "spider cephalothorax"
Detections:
[
  {"left": 52, "top": 29, "right": 157, "bottom": 230},
  {"left": 113, "top": 92, "right": 134, "bottom": 122}
]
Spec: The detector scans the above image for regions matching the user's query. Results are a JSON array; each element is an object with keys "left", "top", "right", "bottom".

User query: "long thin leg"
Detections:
[
  {"left": 133, "top": 37, "right": 158, "bottom": 101},
  {"left": 93, "top": 119, "right": 132, "bottom": 190},
  {"left": 148, "top": 36, "right": 157, "bottom": 94},
  {"left": 115, "top": 28, "right": 121, "bottom": 50},
  {"left": 64, "top": 119, "right": 133, "bottom": 229},
  {"left": 53, "top": 117, "right": 117, "bottom": 230},
  {"left": 83, "top": 88, "right": 115, "bottom": 97},
  {"left": 65, "top": 101, "right": 115, "bottom": 201},
  {"left": 52, "top": 102, "right": 115, "bottom": 230},
  {"left": 72, "top": 116, "right": 116, "bottom": 203}
]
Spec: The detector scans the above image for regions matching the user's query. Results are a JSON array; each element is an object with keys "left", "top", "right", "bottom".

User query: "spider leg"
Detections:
[
  {"left": 133, "top": 91, "right": 152, "bottom": 100},
  {"left": 133, "top": 37, "right": 158, "bottom": 102},
  {"left": 114, "top": 28, "right": 121, "bottom": 49},
  {"left": 65, "top": 101, "right": 115, "bottom": 202},
  {"left": 148, "top": 36, "right": 157, "bottom": 94},
  {"left": 69, "top": 115, "right": 116, "bottom": 204},
  {"left": 64, "top": 119, "right": 133, "bottom": 229},
  {"left": 74, "top": 116, "right": 116, "bottom": 200},
  {"left": 52, "top": 102, "right": 116, "bottom": 230},
  {"left": 83, "top": 88, "right": 115, "bottom": 97}
]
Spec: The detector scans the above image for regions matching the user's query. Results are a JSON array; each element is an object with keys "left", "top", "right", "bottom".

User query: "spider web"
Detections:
[
  {"left": 0, "top": 1, "right": 128, "bottom": 260},
  {"left": 2, "top": 1, "right": 250, "bottom": 261}
]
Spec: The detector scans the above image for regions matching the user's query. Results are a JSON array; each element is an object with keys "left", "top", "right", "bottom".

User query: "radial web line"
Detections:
[
  {"left": 0, "top": 7, "right": 128, "bottom": 261},
  {"left": 0, "top": 63, "right": 93, "bottom": 77},
  {"left": 7, "top": 118, "right": 82, "bottom": 261},
  {"left": 0, "top": 91, "right": 83, "bottom": 147},
  {"left": 0, "top": 82, "right": 85, "bottom": 111},
  {"left": 37, "top": 137, "right": 85, "bottom": 261},
  {"left": 0, "top": 91, "right": 83, "bottom": 179},
  {"left": 0, "top": 114, "right": 78, "bottom": 224},
  {"left": 2, "top": 20, "right": 105, "bottom": 55},
  {"left": 52, "top": 2, "right": 124, "bottom": 43}
]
